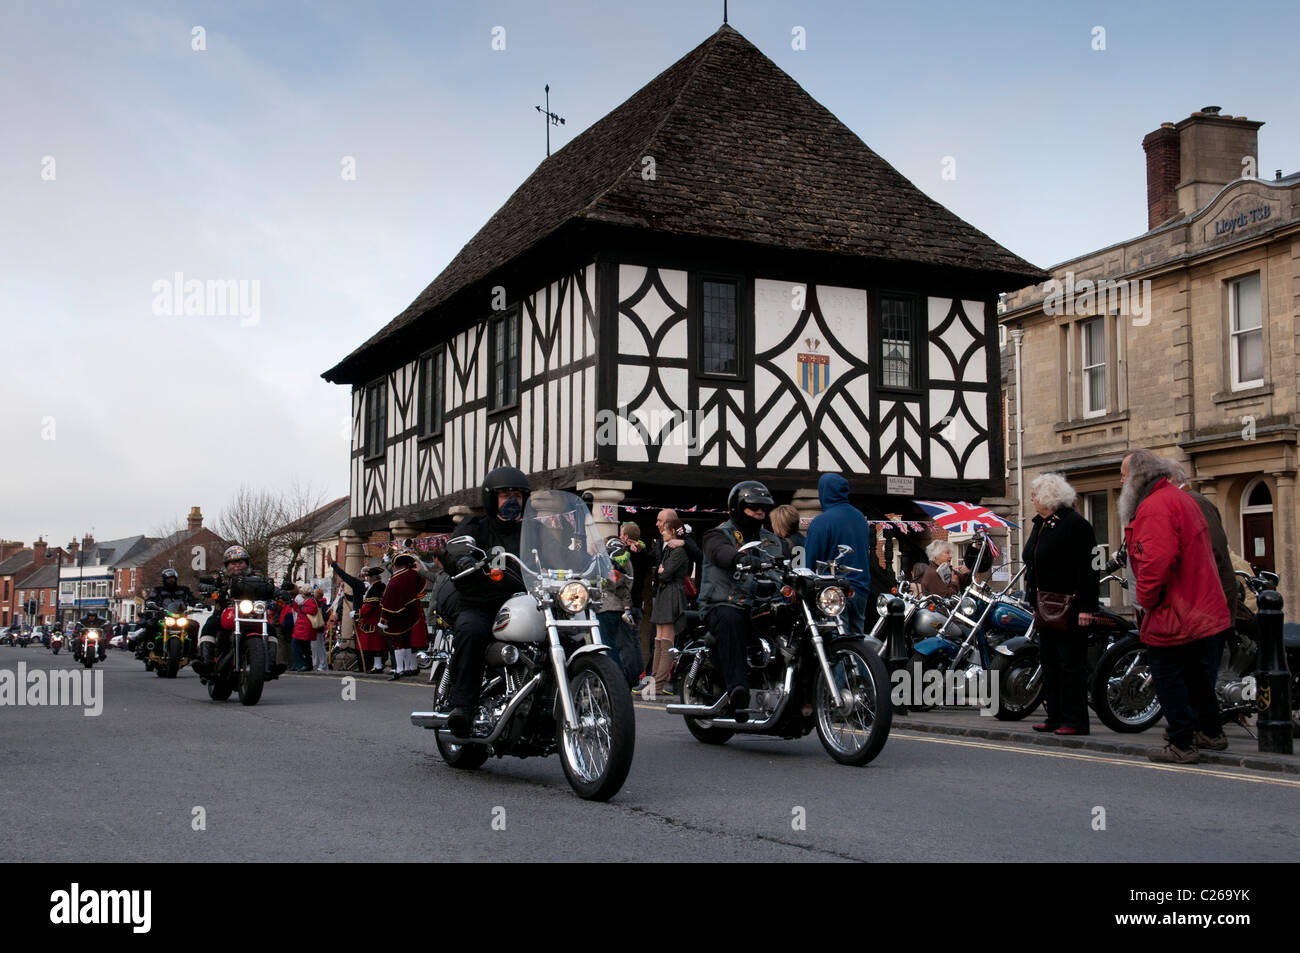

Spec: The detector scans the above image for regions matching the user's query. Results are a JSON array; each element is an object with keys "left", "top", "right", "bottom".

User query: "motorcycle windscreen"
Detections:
[{"left": 519, "top": 489, "right": 615, "bottom": 580}]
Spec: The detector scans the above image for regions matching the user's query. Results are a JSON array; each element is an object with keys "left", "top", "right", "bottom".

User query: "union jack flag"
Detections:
[{"left": 913, "top": 500, "right": 1018, "bottom": 534}]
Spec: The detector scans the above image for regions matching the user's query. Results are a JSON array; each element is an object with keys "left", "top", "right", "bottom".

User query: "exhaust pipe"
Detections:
[
  {"left": 665, "top": 693, "right": 731, "bottom": 717},
  {"left": 411, "top": 712, "right": 449, "bottom": 729}
]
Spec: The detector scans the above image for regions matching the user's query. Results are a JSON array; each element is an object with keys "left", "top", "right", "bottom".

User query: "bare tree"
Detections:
[
  {"left": 214, "top": 485, "right": 287, "bottom": 576},
  {"left": 268, "top": 480, "right": 331, "bottom": 584}
]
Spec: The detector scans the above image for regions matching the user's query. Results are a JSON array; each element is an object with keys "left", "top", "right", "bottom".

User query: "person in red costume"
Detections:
[
  {"left": 379, "top": 552, "right": 427, "bottom": 679},
  {"left": 356, "top": 567, "right": 387, "bottom": 674}
]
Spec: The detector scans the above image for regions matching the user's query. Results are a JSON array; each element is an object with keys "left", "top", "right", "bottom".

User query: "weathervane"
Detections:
[
  {"left": 534, "top": 84, "right": 565, "bottom": 157},
  {"left": 724, "top": 0, "right": 728, "bottom": 24}
]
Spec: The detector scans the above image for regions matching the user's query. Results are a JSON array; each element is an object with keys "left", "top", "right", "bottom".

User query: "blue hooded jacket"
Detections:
[{"left": 803, "top": 473, "right": 872, "bottom": 587}]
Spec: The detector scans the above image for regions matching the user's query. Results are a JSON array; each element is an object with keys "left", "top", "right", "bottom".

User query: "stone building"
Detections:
[{"left": 1001, "top": 106, "right": 1299, "bottom": 607}]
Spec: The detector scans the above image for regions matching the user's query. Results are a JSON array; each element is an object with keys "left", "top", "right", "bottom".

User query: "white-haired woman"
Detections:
[
  {"left": 914, "top": 539, "right": 968, "bottom": 597},
  {"left": 1023, "top": 472, "right": 1100, "bottom": 735}
]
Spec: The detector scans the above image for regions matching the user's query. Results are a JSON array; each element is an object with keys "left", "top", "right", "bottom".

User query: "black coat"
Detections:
[
  {"left": 1023, "top": 506, "right": 1100, "bottom": 616},
  {"left": 447, "top": 515, "right": 523, "bottom": 610}
]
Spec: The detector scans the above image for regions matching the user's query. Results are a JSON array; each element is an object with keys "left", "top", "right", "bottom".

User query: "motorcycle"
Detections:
[
  {"left": 141, "top": 599, "right": 195, "bottom": 679},
  {"left": 989, "top": 582, "right": 1139, "bottom": 724},
  {"left": 50, "top": 632, "right": 63, "bottom": 655},
  {"left": 667, "top": 543, "right": 892, "bottom": 766},
  {"left": 888, "top": 532, "right": 1036, "bottom": 716},
  {"left": 1090, "top": 570, "right": 1300, "bottom": 734},
  {"left": 197, "top": 573, "right": 280, "bottom": 706},
  {"left": 72, "top": 627, "right": 106, "bottom": 668},
  {"left": 410, "top": 490, "right": 636, "bottom": 801}
]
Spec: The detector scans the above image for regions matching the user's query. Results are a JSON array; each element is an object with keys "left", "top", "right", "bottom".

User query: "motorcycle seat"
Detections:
[{"left": 1283, "top": 622, "right": 1300, "bottom": 650}]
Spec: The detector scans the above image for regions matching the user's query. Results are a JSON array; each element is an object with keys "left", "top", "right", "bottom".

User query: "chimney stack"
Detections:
[
  {"left": 32, "top": 539, "right": 48, "bottom": 566},
  {"left": 1144, "top": 108, "right": 1265, "bottom": 230},
  {"left": 1142, "top": 123, "right": 1180, "bottom": 230},
  {"left": 0, "top": 540, "right": 24, "bottom": 562},
  {"left": 188, "top": 506, "right": 204, "bottom": 531}
]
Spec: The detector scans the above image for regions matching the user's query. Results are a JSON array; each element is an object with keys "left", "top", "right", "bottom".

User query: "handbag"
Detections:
[
  {"left": 1035, "top": 591, "right": 1074, "bottom": 632},
  {"left": 307, "top": 608, "right": 325, "bottom": 630},
  {"left": 683, "top": 575, "right": 699, "bottom": 600}
]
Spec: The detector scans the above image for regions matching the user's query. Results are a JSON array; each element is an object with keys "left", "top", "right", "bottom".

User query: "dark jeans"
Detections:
[
  {"left": 704, "top": 604, "right": 749, "bottom": 692},
  {"left": 845, "top": 589, "right": 869, "bottom": 637},
  {"left": 1040, "top": 625, "right": 1089, "bottom": 731},
  {"left": 618, "top": 608, "right": 643, "bottom": 687},
  {"left": 448, "top": 607, "right": 496, "bottom": 708},
  {"left": 1147, "top": 637, "right": 1222, "bottom": 749},
  {"left": 292, "top": 638, "right": 312, "bottom": 671},
  {"left": 596, "top": 611, "right": 625, "bottom": 674}
]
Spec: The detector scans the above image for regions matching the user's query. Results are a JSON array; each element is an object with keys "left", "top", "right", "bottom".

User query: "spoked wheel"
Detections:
[
  {"left": 1090, "top": 635, "right": 1162, "bottom": 733},
  {"left": 237, "top": 637, "right": 266, "bottom": 706},
  {"left": 815, "top": 640, "right": 892, "bottom": 766},
  {"left": 990, "top": 650, "right": 1043, "bottom": 720},
  {"left": 677, "top": 649, "right": 735, "bottom": 745},
  {"left": 557, "top": 654, "right": 635, "bottom": 801}
]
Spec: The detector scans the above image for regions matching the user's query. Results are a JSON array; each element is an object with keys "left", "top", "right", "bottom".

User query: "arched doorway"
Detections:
[{"left": 1240, "top": 477, "right": 1274, "bottom": 573}]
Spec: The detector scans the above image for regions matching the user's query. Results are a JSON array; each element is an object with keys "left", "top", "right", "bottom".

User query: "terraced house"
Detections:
[
  {"left": 1001, "top": 107, "right": 1300, "bottom": 608},
  {"left": 325, "top": 25, "right": 1043, "bottom": 566}
]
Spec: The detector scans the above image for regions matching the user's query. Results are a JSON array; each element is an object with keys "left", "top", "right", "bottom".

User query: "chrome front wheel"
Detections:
[
  {"left": 558, "top": 654, "right": 634, "bottom": 801},
  {"left": 814, "top": 641, "right": 892, "bottom": 766}
]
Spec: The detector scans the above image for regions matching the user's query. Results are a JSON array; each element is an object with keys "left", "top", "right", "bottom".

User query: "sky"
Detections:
[{"left": 2, "top": 0, "right": 1297, "bottom": 548}]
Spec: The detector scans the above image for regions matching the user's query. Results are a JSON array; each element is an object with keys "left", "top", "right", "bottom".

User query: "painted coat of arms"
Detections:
[{"left": 797, "top": 338, "right": 830, "bottom": 397}]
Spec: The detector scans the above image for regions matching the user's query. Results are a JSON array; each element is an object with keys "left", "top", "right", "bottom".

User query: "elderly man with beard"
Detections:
[{"left": 1119, "top": 449, "right": 1232, "bottom": 763}]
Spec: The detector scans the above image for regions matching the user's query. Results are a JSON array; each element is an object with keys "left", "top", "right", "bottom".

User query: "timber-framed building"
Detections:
[{"left": 324, "top": 25, "right": 1043, "bottom": 550}]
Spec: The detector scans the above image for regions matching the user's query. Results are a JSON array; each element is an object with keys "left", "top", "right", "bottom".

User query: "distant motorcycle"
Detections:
[
  {"left": 72, "top": 627, "right": 106, "bottom": 668},
  {"left": 141, "top": 599, "right": 196, "bottom": 678},
  {"left": 49, "top": 632, "right": 63, "bottom": 655},
  {"left": 196, "top": 573, "right": 280, "bottom": 705}
]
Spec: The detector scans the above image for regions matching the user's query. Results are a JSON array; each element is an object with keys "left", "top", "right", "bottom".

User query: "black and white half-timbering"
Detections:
[{"left": 324, "top": 24, "right": 1044, "bottom": 538}]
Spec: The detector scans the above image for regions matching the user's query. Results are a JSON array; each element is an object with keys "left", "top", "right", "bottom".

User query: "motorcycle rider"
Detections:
[
  {"left": 74, "top": 609, "right": 110, "bottom": 662},
  {"left": 137, "top": 568, "right": 197, "bottom": 659},
  {"left": 194, "top": 545, "right": 286, "bottom": 678},
  {"left": 698, "top": 481, "right": 789, "bottom": 720},
  {"left": 443, "top": 466, "right": 529, "bottom": 737}
]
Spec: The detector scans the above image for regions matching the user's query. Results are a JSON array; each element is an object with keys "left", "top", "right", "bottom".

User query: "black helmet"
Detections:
[
  {"left": 727, "top": 480, "right": 774, "bottom": 523},
  {"left": 482, "top": 466, "right": 530, "bottom": 519},
  {"left": 161, "top": 568, "right": 179, "bottom": 586}
]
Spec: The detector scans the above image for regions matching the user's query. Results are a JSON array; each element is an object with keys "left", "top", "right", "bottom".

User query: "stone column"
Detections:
[
  {"left": 791, "top": 487, "right": 821, "bottom": 533},
  {"left": 448, "top": 505, "right": 482, "bottom": 527},
  {"left": 1270, "top": 471, "right": 1296, "bottom": 611},
  {"left": 338, "top": 530, "right": 366, "bottom": 646},
  {"left": 389, "top": 520, "right": 420, "bottom": 545},
  {"left": 576, "top": 479, "right": 633, "bottom": 540}
]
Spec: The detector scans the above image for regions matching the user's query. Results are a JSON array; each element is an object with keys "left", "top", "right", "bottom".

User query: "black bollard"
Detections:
[
  {"left": 1254, "top": 590, "right": 1294, "bottom": 755},
  {"left": 885, "top": 597, "right": 908, "bottom": 667}
]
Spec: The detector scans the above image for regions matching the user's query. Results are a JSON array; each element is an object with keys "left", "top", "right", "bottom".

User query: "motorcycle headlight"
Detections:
[
  {"left": 558, "top": 582, "right": 589, "bottom": 613},
  {"left": 239, "top": 600, "right": 254, "bottom": 614},
  {"left": 818, "top": 587, "right": 846, "bottom": 617},
  {"left": 959, "top": 598, "right": 977, "bottom": 617},
  {"left": 88, "top": 631, "right": 99, "bottom": 640},
  {"left": 876, "top": 593, "right": 892, "bottom": 614},
  {"left": 253, "top": 601, "right": 266, "bottom": 614}
]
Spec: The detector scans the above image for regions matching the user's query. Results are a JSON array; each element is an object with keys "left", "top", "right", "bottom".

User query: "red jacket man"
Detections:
[{"left": 1124, "top": 477, "right": 1231, "bottom": 647}]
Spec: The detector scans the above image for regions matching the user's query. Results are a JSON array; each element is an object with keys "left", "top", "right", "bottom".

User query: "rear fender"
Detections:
[{"left": 995, "top": 635, "right": 1035, "bottom": 657}]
